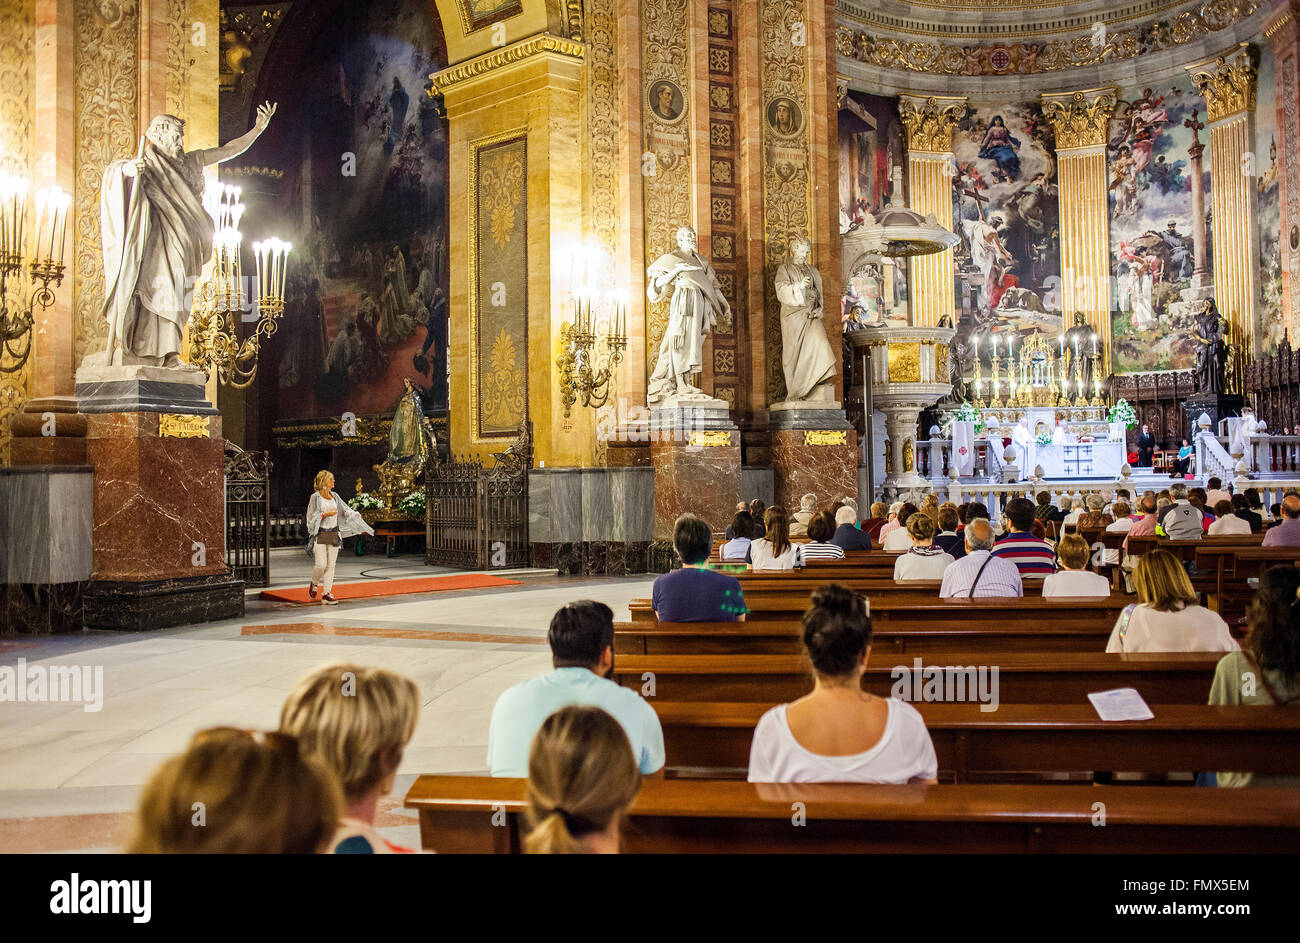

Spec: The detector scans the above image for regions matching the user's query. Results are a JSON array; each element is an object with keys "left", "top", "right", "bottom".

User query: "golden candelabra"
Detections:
[
  {"left": 187, "top": 184, "right": 290, "bottom": 388},
  {"left": 0, "top": 173, "right": 70, "bottom": 373},
  {"left": 555, "top": 244, "right": 628, "bottom": 420}
]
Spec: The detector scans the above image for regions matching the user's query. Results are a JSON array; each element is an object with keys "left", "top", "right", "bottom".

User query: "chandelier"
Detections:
[
  {"left": 0, "top": 171, "right": 70, "bottom": 373},
  {"left": 556, "top": 243, "right": 627, "bottom": 420},
  {"left": 187, "top": 183, "right": 290, "bottom": 388}
]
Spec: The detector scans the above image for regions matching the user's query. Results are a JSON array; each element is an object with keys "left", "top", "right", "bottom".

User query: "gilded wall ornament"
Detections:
[
  {"left": 1040, "top": 88, "right": 1119, "bottom": 149},
  {"left": 1187, "top": 43, "right": 1259, "bottom": 123},
  {"left": 898, "top": 96, "right": 968, "bottom": 152},
  {"left": 587, "top": 0, "right": 621, "bottom": 277},
  {"left": 0, "top": 0, "right": 33, "bottom": 463},
  {"left": 480, "top": 149, "right": 525, "bottom": 250}
]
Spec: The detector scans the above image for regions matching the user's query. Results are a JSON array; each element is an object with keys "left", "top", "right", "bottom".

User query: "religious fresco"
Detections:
[
  {"left": 837, "top": 90, "right": 907, "bottom": 323},
  {"left": 950, "top": 103, "right": 1061, "bottom": 335},
  {"left": 1257, "top": 50, "right": 1284, "bottom": 355},
  {"left": 272, "top": 0, "right": 448, "bottom": 420},
  {"left": 1106, "top": 76, "right": 1211, "bottom": 374}
]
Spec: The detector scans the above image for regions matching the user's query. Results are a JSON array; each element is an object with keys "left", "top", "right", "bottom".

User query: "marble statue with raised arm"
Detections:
[
  {"left": 92, "top": 101, "right": 278, "bottom": 369},
  {"left": 645, "top": 225, "right": 731, "bottom": 406},
  {"left": 774, "top": 234, "right": 836, "bottom": 403}
]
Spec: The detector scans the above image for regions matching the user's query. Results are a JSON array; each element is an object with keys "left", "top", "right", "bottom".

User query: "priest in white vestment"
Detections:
[
  {"left": 1011, "top": 418, "right": 1034, "bottom": 476},
  {"left": 97, "top": 102, "right": 277, "bottom": 367},
  {"left": 646, "top": 226, "right": 731, "bottom": 405},
  {"left": 773, "top": 235, "right": 836, "bottom": 402}
]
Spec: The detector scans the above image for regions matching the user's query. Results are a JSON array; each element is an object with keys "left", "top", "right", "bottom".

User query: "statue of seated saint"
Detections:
[{"left": 374, "top": 376, "right": 436, "bottom": 512}]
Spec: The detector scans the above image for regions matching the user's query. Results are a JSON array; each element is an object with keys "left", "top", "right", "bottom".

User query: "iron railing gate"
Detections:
[
  {"left": 426, "top": 422, "right": 530, "bottom": 569},
  {"left": 223, "top": 441, "right": 272, "bottom": 587}
]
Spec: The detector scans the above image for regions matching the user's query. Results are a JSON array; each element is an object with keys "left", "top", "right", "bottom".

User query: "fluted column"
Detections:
[
  {"left": 898, "top": 95, "right": 966, "bottom": 328},
  {"left": 1188, "top": 43, "right": 1260, "bottom": 382},
  {"left": 1040, "top": 87, "right": 1118, "bottom": 378}
]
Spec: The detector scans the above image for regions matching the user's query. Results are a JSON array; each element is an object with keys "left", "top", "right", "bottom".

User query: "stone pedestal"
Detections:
[
  {"left": 768, "top": 405, "right": 858, "bottom": 511},
  {"left": 0, "top": 466, "right": 93, "bottom": 633},
  {"left": 649, "top": 401, "right": 740, "bottom": 544},
  {"left": 9, "top": 395, "right": 87, "bottom": 466},
  {"left": 79, "top": 368, "right": 243, "bottom": 629},
  {"left": 1182, "top": 392, "right": 1244, "bottom": 443}
]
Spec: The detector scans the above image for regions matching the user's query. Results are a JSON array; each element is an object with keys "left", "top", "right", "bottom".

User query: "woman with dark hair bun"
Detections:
[
  {"left": 1209, "top": 566, "right": 1300, "bottom": 787},
  {"left": 747, "top": 584, "right": 938, "bottom": 783}
]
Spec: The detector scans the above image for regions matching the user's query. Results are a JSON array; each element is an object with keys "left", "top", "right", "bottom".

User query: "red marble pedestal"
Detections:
[
  {"left": 770, "top": 408, "right": 859, "bottom": 512},
  {"left": 649, "top": 404, "right": 741, "bottom": 542},
  {"left": 81, "top": 411, "right": 244, "bottom": 629}
]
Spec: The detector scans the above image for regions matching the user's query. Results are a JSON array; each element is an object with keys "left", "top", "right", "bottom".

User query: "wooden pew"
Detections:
[
  {"left": 617, "top": 609, "right": 1119, "bottom": 656},
  {"left": 611, "top": 651, "right": 1221, "bottom": 703},
  {"left": 1125, "top": 533, "right": 1262, "bottom": 565},
  {"left": 1194, "top": 544, "right": 1300, "bottom": 617},
  {"left": 405, "top": 776, "right": 1300, "bottom": 853},
  {"left": 630, "top": 592, "right": 1131, "bottom": 628},
  {"left": 651, "top": 701, "right": 1300, "bottom": 781}
]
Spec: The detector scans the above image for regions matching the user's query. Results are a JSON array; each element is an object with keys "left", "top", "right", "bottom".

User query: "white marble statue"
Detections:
[
  {"left": 94, "top": 101, "right": 278, "bottom": 369},
  {"left": 645, "top": 225, "right": 731, "bottom": 406},
  {"left": 774, "top": 234, "right": 836, "bottom": 403}
]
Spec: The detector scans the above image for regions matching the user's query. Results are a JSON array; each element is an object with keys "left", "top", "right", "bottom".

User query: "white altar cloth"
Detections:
[{"left": 1021, "top": 441, "right": 1125, "bottom": 479}]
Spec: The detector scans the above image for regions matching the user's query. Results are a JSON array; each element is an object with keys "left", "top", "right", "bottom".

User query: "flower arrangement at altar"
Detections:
[
  {"left": 1109, "top": 399, "right": 1138, "bottom": 429},
  {"left": 1035, "top": 431, "right": 1053, "bottom": 445},
  {"left": 954, "top": 401, "right": 985, "bottom": 434},
  {"left": 396, "top": 491, "right": 427, "bottom": 519},
  {"left": 349, "top": 491, "right": 384, "bottom": 511}
]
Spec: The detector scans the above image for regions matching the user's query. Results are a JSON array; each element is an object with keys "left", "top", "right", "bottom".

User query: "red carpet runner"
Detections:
[{"left": 259, "top": 573, "right": 522, "bottom": 604}]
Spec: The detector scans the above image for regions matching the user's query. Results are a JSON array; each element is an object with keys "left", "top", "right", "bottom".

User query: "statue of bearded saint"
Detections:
[
  {"left": 774, "top": 234, "right": 836, "bottom": 403},
  {"left": 645, "top": 225, "right": 732, "bottom": 406},
  {"left": 93, "top": 101, "right": 278, "bottom": 369}
]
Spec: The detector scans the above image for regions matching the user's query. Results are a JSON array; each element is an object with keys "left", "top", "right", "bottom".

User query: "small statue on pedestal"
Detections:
[
  {"left": 1192, "top": 299, "right": 1227, "bottom": 395},
  {"left": 645, "top": 225, "right": 731, "bottom": 406},
  {"left": 774, "top": 234, "right": 837, "bottom": 404}
]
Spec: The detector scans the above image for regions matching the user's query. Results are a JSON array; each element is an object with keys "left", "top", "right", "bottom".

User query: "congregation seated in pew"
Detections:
[
  {"left": 1208, "top": 499, "right": 1252, "bottom": 536},
  {"left": 1159, "top": 483, "right": 1204, "bottom": 539},
  {"left": 747, "top": 585, "right": 938, "bottom": 785},
  {"left": 933, "top": 503, "right": 965, "bottom": 559},
  {"left": 488, "top": 600, "right": 665, "bottom": 777},
  {"left": 881, "top": 502, "right": 920, "bottom": 551},
  {"left": 751, "top": 505, "right": 800, "bottom": 570},
  {"left": 893, "top": 512, "right": 954, "bottom": 582},
  {"left": 860, "top": 500, "right": 889, "bottom": 541},
  {"left": 939, "top": 519, "right": 1024, "bottom": 599},
  {"left": 1106, "top": 550, "right": 1239, "bottom": 654},
  {"left": 1263, "top": 494, "right": 1300, "bottom": 546},
  {"left": 657, "top": 514, "right": 746, "bottom": 620},
  {"left": 1042, "top": 534, "right": 1110, "bottom": 598},
  {"left": 721, "top": 510, "right": 755, "bottom": 561},
  {"left": 799, "top": 510, "right": 845, "bottom": 561},
  {"left": 1210, "top": 565, "right": 1300, "bottom": 787},
  {"left": 524, "top": 705, "right": 641, "bottom": 854},
  {"left": 992, "top": 497, "right": 1056, "bottom": 578},
  {"left": 279, "top": 663, "right": 420, "bottom": 854},
  {"left": 831, "top": 504, "right": 872, "bottom": 551}
]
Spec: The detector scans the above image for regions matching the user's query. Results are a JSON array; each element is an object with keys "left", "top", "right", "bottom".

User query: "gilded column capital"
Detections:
[
  {"left": 1039, "top": 87, "right": 1120, "bottom": 150},
  {"left": 1186, "top": 42, "right": 1259, "bottom": 123},
  {"left": 898, "top": 95, "right": 968, "bottom": 154},
  {"left": 428, "top": 34, "right": 585, "bottom": 97}
]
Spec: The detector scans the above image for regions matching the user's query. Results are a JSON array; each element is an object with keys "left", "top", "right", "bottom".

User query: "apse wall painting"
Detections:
[
  {"left": 1257, "top": 50, "right": 1283, "bottom": 355},
  {"left": 1107, "top": 77, "right": 1211, "bottom": 374},
  {"left": 276, "top": 0, "right": 448, "bottom": 420},
  {"left": 837, "top": 91, "right": 908, "bottom": 324},
  {"left": 950, "top": 104, "right": 1061, "bottom": 336}
]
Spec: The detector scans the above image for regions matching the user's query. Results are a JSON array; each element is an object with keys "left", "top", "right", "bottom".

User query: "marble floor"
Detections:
[{"left": 0, "top": 549, "right": 655, "bottom": 853}]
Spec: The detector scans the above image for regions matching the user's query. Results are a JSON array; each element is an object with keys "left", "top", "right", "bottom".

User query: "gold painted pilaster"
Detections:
[
  {"left": 1041, "top": 88, "right": 1118, "bottom": 377},
  {"left": 1189, "top": 43, "right": 1259, "bottom": 371},
  {"left": 899, "top": 94, "right": 966, "bottom": 328}
]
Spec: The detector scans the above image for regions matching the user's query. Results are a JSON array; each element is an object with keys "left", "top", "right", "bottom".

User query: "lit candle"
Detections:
[
  {"left": 1092, "top": 332, "right": 1098, "bottom": 356},
  {"left": 974, "top": 335, "right": 980, "bottom": 359},
  {"left": 54, "top": 190, "right": 70, "bottom": 264},
  {"left": 32, "top": 188, "right": 47, "bottom": 261},
  {"left": 1059, "top": 334, "right": 1065, "bottom": 356}
]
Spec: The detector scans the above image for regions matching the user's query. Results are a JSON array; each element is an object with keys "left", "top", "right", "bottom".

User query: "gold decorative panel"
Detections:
[
  {"left": 899, "top": 95, "right": 968, "bottom": 153},
  {"left": 1188, "top": 42, "right": 1259, "bottom": 123},
  {"left": 471, "top": 133, "right": 529, "bottom": 439},
  {"left": 0, "top": 0, "right": 34, "bottom": 463},
  {"left": 761, "top": 0, "right": 812, "bottom": 404},
  {"left": 714, "top": 348, "right": 735, "bottom": 374},
  {"left": 641, "top": 0, "right": 693, "bottom": 372},
  {"left": 935, "top": 344, "right": 950, "bottom": 383},
  {"left": 804, "top": 430, "right": 848, "bottom": 446},
  {"left": 456, "top": 0, "right": 524, "bottom": 33},
  {"left": 688, "top": 430, "right": 734, "bottom": 447},
  {"left": 887, "top": 342, "right": 922, "bottom": 383},
  {"left": 160, "top": 414, "right": 211, "bottom": 438},
  {"left": 74, "top": 0, "right": 140, "bottom": 367},
  {"left": 588, "top": 0, "right": 621, "bottom": 270}
]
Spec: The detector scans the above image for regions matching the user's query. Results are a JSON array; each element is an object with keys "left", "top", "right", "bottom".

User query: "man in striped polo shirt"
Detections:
[{"left": 991, "top": 496, "right": 1056, "bottom": 579}]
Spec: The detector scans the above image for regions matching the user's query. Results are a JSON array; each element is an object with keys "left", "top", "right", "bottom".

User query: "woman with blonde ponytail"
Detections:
[{"left": 524, "top": 706, "right": 641, "bottom": 854}]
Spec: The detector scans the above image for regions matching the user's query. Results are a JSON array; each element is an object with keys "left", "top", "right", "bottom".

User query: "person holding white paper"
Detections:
[{"left": 1105, "top": 550, "right": 1239, "bottom": 653}]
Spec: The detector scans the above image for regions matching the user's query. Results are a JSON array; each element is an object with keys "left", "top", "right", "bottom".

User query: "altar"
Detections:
[{"left": 1020, "top": 440, "right": 1126, "bottom": 479}]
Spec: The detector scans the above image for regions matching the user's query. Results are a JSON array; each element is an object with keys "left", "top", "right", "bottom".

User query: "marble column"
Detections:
[
  {"left": 898, "top": 95, "right": 967, "bottom": 328},
  {"left": 0, "top": 465, "right": 92, "bottom": 632},
  {"left": 1266, "top": 5, "right": 1300, "bottom": 344},
  {"left": 1188, "top": 43, "right": 1260, "bottom": 370},
  {"left": 1040, "top": 88, "right": 1119, "bottom": 378}
]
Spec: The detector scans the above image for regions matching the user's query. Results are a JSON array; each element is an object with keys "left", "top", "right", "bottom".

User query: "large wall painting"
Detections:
[
  {"left": 266, "top": 0, "right": 448, "bottom": 420},
  {"left": 1107, "top": 77, "right": 1212, "bottom": 374},
  {"left": 1256, "top": 48, "right": 1283, "bottom": 355},
  {"left": 950, "top": 103, "right": 1061, "bottom": 338},
  {"left": 838, "top": 90, "right": 907, "bottom": 324}
]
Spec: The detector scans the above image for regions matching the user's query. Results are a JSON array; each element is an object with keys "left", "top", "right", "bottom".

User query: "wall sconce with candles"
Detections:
[
  {"left": 187, "top": 182, "right": 290, "bottom": 388},
  {"left": 555, "top": 243, "right": 628, "bottom": 420},
  {"left": 0, "top": 170, "right": 70, "bottom": 373}
]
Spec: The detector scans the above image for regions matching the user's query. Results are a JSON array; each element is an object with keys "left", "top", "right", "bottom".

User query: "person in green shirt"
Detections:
[{"left": 1208, "top": 565, "right": 1300, "bottom": 787}]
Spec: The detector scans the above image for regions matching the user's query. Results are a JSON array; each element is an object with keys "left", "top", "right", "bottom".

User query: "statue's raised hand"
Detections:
[{"left": 255, "top": 101, "right": 277, "bottom": 131}]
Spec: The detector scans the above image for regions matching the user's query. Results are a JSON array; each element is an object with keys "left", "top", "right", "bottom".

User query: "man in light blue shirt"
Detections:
[{"left": 487, "top": 600, "right": 665, "bottom": 777}]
